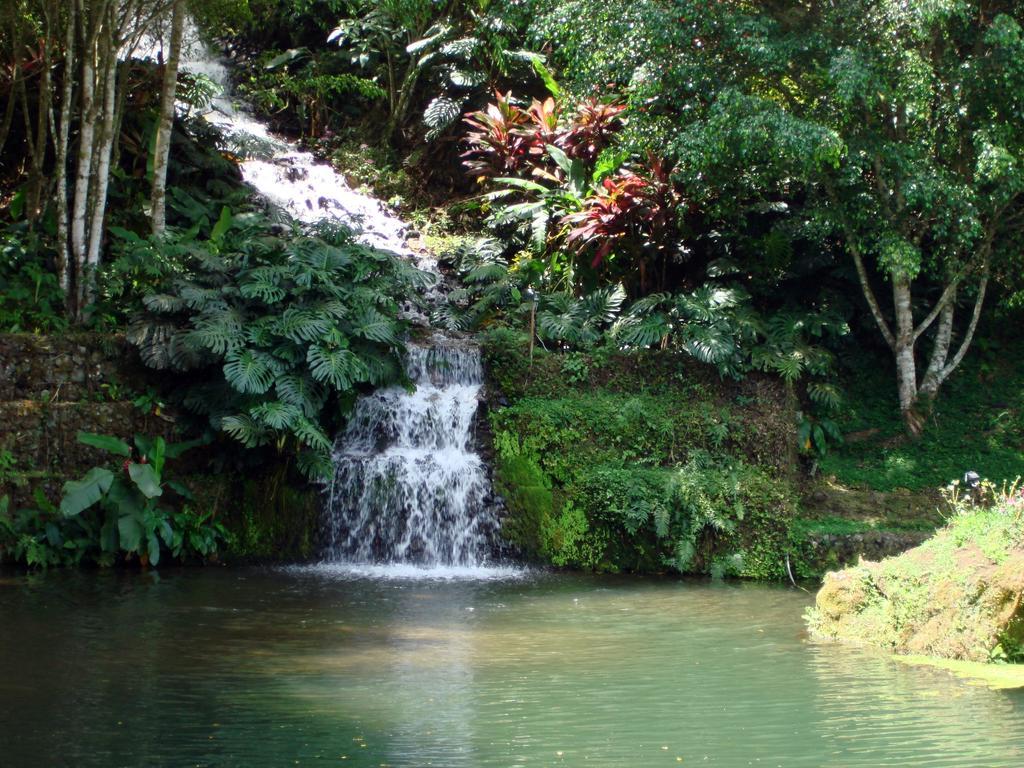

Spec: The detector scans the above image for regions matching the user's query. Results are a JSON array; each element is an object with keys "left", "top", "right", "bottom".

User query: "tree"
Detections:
[
  {"left": 671, "top": 1, "right": 1024, "bottom": 433},
  {"left": 4, "top": 1, "right": 179, "bottom": 319},
  {"left": 150, "top": 0, "right": 187, "bottom": 235},
  {"left": 534, "top": 0, "right": 1024, "bottom": 432},
  {"left": 793, "top": 2, "right": 1023, "bottom": 433}
]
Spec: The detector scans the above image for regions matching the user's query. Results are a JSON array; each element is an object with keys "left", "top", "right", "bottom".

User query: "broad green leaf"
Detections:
[
  {"left": 210, "top": 206, "right": 234, "bottom": 244},
  {"left": 100, "top": 519, "right": 118, "bottom": 552},
  {"left": 128, "top": 463, "right": 163, "bottom": 499},
  {"left": 165, "top": 480, "right": 195, "bottom": 500},
  {"left": 164, "top": 437, "right": 207, "bottom": 459},
  {"left": 531, "top": 57, "right": 561, "bottom": 98},
  {"left": 147, "top": 532, "right": 161, "bottom": 566},
  {"left": 106, "top": 478, "right": 144, "bottom": 518},
  {"left": 223, "top": 348, "right": 277, "bottom": 394},
  {"left": 118, "top": 515, "right": 144, "bottom": 553},
  {"left": 77, "top": 432, "right": 131, "bottom": 457},
  {"left": 60, "top": 468, "right": 115, "bottom": 517}
]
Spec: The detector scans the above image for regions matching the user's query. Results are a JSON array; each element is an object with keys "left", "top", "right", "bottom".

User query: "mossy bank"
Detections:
[
  {"left": 807, "top": 494, "right": 1024, "bottom": 663},
  {"left": 481, "top": 329, "right": 802, "bottom": 578}
]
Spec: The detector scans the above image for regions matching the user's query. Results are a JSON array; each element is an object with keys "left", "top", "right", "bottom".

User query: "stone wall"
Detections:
[{"left": 0, "top": 333, "right": 321, "bottom": 562}]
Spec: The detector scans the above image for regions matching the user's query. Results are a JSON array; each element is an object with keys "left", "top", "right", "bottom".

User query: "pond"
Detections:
[{"left": 1, "top": 567, "right": 1022, "bottom": 767}]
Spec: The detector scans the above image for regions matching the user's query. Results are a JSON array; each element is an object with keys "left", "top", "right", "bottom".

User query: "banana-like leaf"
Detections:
[
  {"left": 60, "top": 468, "right": 114, "bottom": 517},
  {"left": 77, "top": 431, "right": 131, "bottom": 457}
]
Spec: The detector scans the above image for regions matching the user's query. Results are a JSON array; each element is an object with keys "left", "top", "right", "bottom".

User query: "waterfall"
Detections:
[
  {"left": 166, "top": 28, "right": 502, "bottom": 570},
  {"left": 323, "top": 339, "right": 499, "bottom": 566}
]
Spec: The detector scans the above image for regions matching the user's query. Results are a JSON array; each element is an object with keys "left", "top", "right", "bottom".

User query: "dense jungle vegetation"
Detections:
[{"left": 1, "top": 0, "right": 1023, "bottom": 573}]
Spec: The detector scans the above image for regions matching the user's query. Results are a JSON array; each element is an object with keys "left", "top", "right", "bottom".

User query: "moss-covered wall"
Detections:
[{"left": 481, "top": 330, "right": 800, "bottom": 578}]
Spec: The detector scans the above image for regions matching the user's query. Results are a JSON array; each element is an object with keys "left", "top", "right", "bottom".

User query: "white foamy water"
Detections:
[
  {"left": 138, "top": 23, "right": 427, "bottom": 260},
  {"left": 324, "top": 341, "right": 502, "bottom": 567},
  {"left": 284, "top": 562, "right": 529, "bottom": 582}
]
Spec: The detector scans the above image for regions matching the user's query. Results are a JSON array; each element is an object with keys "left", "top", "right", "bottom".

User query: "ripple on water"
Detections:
[{"left": 282, "top": 562, "right": 533, "bottom": 582}]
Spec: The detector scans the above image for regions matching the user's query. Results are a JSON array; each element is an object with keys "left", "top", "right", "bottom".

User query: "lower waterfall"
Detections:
[{"left": 323, "top": 339, "right": 500, "bottom": 566}]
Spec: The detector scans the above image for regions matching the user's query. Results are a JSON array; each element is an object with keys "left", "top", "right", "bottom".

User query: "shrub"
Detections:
[
  {"left": 0, "top": 432, "right": 228, "bottom": 569},
  {"left": 107, "top": 211, "right": 432, "bottom": 478}
]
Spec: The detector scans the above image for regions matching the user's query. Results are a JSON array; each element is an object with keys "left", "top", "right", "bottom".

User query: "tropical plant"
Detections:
[
  {"left": 461, "top": 91, "right": 625, "bottom": 181},
  {"left": 59, "top": 431, "right": 212, "bottom": 566},
  {"left": 110, "top": 211, "right": 432, "bottom": 478},
  {"left": 535, "top": 285, "right": 625, "bottom": 348},
  {"left": 329, "top": 2, "right": 543, "bottom": 140},
  {"left": 432, "top": 236, "right": 535, "bottom": 332},
  {"left": 0, "top": 227, "right": 68, "bottom": 333},
  {"left": 563, "top": 157, "right": 682, "bottom": 276},
  {"left": 0, "top": 431, "right": 226, "bottom": 569},
  {"left": 610, "top": 287, "right": 761, "bottom": 377},
  {"left": 238, "top": 47, "right": 387, "bottom": 137}
]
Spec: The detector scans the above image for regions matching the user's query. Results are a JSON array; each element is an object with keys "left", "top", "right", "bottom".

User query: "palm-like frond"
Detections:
[
  {"left": 189, "top": 308, "right": 246, "bottom": 355},
  {"left": 275, "top": 308, "right": 332, "bottom": 344},
  {"left": 221, "top": 413, "right": 271, "bottom": 448},
  {"left": 347, "top": 305, "right": 399, "bottom": 344},
  {"left": 275, "top": 373, "right": 326, "bottom": 417},
  {"left": 250, "top": 401, "right": 301, "bottom": 430},
  {"left": 307, "top": 345, "right": 369, "bottom": 390},
  {"left": 223, "top": 348, "right": 279, "bottom": 394}
]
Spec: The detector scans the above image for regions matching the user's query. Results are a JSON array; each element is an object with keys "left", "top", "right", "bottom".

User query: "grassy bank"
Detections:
[
  {"left": 482, "top": 329, "right": 800, "bottom": 578},
  {"left": 820, "top": 339, "right": 1024, "bottom": 492},
  {"left": 806, "top": 489, "right": 1024, "bottom": 663}
]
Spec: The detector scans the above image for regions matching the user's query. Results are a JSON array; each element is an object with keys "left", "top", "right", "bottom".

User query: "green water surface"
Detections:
[{"left": 1, "top": 567, "right": 1021, "bottom": 767}]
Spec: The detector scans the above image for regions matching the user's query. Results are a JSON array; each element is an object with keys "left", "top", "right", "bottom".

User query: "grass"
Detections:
[{"left": 819, "top": 334, "right": 1024, "bottom": 491}]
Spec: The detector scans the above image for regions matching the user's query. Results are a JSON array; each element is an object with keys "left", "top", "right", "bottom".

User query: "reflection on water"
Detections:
[{"left": 0, "top": 568, "right": 1021, "bottom": 767}]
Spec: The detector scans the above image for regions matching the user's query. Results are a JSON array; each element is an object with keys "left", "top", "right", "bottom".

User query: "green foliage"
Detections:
[
  {"left": 0, "top": 227, "right": 67, "bottom": 333},
  {"left": 106, "top": 213, "right": 430, "bottom": 478},
  {"left": 806, "top": 486, "right": 1024, "bottom": 662},
  {"left": 237, "top": 48, "right": 386, "bottom": 137},
  {"left": 0, "top": 432, "right": 226, "bottom": 569},
  {"left": 820, "top": 339, "right": 1024, "bottom": 491},
  {"left": 327, "top": 2, "right": 543, "bottom": 139},
  {"left": 488, "top": 347, "right": 799, "bottom": 576}
]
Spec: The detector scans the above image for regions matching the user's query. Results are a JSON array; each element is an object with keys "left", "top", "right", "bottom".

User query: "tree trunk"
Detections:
[
  {"left": 82, "top": 15, "right": 120, "bottom": 312},
  {"left": 891, "top": 276, "right": 924, "bottom": 435},
  {"left": 54, "top": 1, "right": 77, "bottom": 300},
  {"left": 70, "top": 1, "right": 99, "bottom": 318},
  {"left": 918, "top": 287, "right": 956, "bottom": 398},
  {"left": 150, "top": 0, "right": 185, "bottom": 235}
]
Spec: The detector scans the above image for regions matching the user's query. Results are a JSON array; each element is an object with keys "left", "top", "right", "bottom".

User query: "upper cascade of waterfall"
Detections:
[{"left": 138, "top": 22, "right": 435, "bottom": 271}]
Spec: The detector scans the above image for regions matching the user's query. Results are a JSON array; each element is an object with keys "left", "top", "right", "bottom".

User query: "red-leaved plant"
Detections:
[
  {"left": 461, "top": 91, "right": 625, "bottom": 181},
  {"left": 564, "top": 156, "right": 683, "bottom": 269},
  {"left": 461, "top": 91, "right": 533, "bottom": 180}
]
